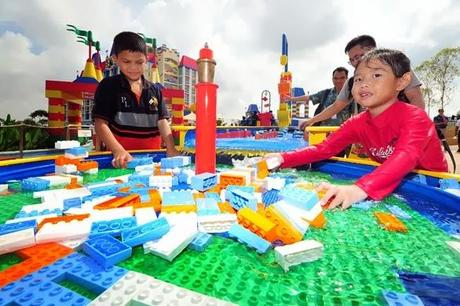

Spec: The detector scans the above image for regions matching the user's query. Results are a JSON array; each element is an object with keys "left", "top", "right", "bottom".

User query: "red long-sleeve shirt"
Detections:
[{"left": 281, "top": 101, "right": 448, "bottom": 200}]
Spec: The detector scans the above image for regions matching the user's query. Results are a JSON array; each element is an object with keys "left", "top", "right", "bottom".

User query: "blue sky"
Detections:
[{"left": 0, "top": 0, "right": 459, "bottom": 121}]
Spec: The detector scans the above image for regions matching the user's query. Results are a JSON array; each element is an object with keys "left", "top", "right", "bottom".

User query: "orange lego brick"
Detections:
[
  {"left": 309, "top": 211, "right": 327, "bottom": 229},
  {"left": 76, "top": 160, "right": 98, "bottom": 171},
  {"left": 0, "top": 243, "right": 73, "bottom": 288},
  {"left": 374, "top": 212, "right": 407, "bottom": 233},
  {"left": 93, "top": 194, "right": 141, "bottom": 210},
  {"left": 37, "top": 213, "right": 90, "bottom": 231},
  {"left": 65, "top": 177, "right": 82, "bottom": 189},
  {"left": 218, "top": 202, "right": 236, "bottom": 214},
  {"left": 237, "top": 207, "right": 276, "bottom": 239},
  {"left": 256, "top": 161, "right": 269, "bottom": 179},
  {"left": 263, "top": 206, "right": 303, "bottom": 244},
  {"left": 219, "top": 174, "right": 246, "bottom": 189}
]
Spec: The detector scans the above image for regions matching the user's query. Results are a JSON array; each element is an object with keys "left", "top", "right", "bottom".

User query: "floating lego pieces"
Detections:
[
  {"left": 382, "top": 291, "right": 424, "bottom": 306},
  {"left": 374, "top": 212, "right": 407, "bottom": 233},
  {"left": 274, "top": 239, "right": 324, "bottom": 272},
  {"left": 83, "top": 234, "right": 132, "bottom": 268}
]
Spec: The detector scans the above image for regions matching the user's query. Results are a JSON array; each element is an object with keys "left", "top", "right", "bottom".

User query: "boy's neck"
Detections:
[{"left": 368, "top": 98, "right": 398, "bottom": 117}]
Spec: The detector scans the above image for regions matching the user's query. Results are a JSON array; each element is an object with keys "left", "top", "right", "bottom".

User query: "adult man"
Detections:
[
  {"left": 301, "top": 35, "right": 425, "bottom": 132},
  {"left": 285, "top": 67, "right": 349, "bottom": 126},
  {"left": 433, "top": 108, "right": 449, "bottom": 139}
]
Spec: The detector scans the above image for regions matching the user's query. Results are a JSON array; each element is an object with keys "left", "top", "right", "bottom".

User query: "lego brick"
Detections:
[
  {"left": 237, "top": 207, "right": 276, "bottom": 239},
  {"left": 280, "top": 186, "right": 318, "bottom": 210},
  {"left": 228, "top": 223, "right": 271, "bottom": 254},
  {"left": 149, "top": 175, "right": 173, "bottom": 189},
  {"left": 89, "top": 271, "right": 236, "bottom": 306},
  {"left": 196, "top": 198, "right": 220, "bottom": 216},
  {"left": 266, "top": 176, "right": 286, "bottom": 190},
  {"left": 35, "top": 214, "right": 92, "bottom": 243},
  {"left": 127, "top": 156, "right": 153, "bottom": 169},
  {"left": 439, "top": 178, "right": 460, "bottom": 190},
  {"left": 386, "top": 205, "right": 412, "bottom": 220},
  {"left": 218, "top": 171, "right": 247, "bottom": 189},
  {"left": 90, "top": 217, "right": 137, "bottom": 238},
  {"left": 262, "top": 189, "right": 281, "bottom": 206},
  {"left": 37, "top": 174, "right": 83, "bottom": 187},
  {"left": 121, "top": 218, "right": 170, "bottom": 247},
  {"left": 135, "top": 207, "right": 158, "bottom": 225},
  {"left": 162, "top": 190, "right": 195, "bottom": 206},
  {"left": 382, "top": 291, "right": 424, "bottom": 306},
  {"left": 64, "top": 146, "right": 89, "bottom": 158},
  {"left": 0, "top": 219, "right": 36, "bottom": 236},
  {"left": 191, "top": 172, "right": 218, "bottom": 191},
  {"left": 197, "top": 213, "right": 237, "bottom": 233},
  {"left": 274, "top": 240, "right": 324, "bottom": 272},
  {"left": 189, "top": 232, "right": 213, "bottom": 252},
  {"left": 0, "top": 228, "right": 36, "bottom": 255},
  {"left": 272, "top": 201, "right": 310, "bottom": 234},
  {"left": 263, "top": 205, "right": 303, "bottom": 244},
  {"left": 21, "top": 177, "right": 50, "bottom": 191},
  {"left": 93, "top": 194, "right": 141, "bottom": 210},
  {"left": 353, "top": 200, "right": 376, "bottom": 210},
  {"left": 90, "top": 206, "right": 134, "bottom": 222},
  {"left": 59, "top": 236, "right": 88, "bottom": 250},
  {"left": 374, "top": 212, "right": 408, "bottom": 233},
  {"left": 83, "top": 234, "right": 132, "bottom": 268},
  {"left": 229, "top": 189, "right": 257, "bottom": 211},
  {"left": 63, "top": 197, "right": 82, "bottom": 210},
  {"left": 205, "top": 191, "right": 222, "bottom": 202},
  {"left": 225, "top": 185, "right": 255, "bottom": 202},
  {"left": 55, "top": 140, "right": 80, "bottom": 149}
]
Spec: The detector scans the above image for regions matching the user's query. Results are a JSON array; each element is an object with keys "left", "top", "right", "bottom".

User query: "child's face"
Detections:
[
  {"left": 352, "top": 58, "right": 409, "bottom": 114},
  {"left": 113, "top": 50, "right": 147, "bottom": 82}
]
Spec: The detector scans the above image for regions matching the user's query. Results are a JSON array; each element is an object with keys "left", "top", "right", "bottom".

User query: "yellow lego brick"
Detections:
[
  {"left": 237, "top": 207, "right": 276, "bottom": 239},
  {"left": 161, "top": 204, "right": 197, "bottom": 213},
  {"left": 264, "top": 206, "right": 303, "bottom": 244}
]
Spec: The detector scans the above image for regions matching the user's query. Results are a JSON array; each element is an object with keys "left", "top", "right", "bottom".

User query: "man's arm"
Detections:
[
  {"left": 158, "top": 118, "right": 180, "bottom": 156},
  {"left": 303, "top": 98, "right": 349, "bottom": 127},
  {"left": 404, "top": 86, "right": 425, "bottom": 109}
]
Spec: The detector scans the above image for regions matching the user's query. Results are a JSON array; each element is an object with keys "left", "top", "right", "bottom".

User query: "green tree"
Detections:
[{"left": 415, "top": 47, "right": 460, "bottom": 111}]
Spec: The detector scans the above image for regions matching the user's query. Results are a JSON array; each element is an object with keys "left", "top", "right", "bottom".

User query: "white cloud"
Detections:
[{"left": 0, "top": 0, "right": 459, "bottom": 121}]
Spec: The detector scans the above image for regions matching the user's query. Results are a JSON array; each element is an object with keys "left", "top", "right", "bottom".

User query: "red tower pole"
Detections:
[{"left": 195, "top": 43, "right": 218, "bottom": 174}]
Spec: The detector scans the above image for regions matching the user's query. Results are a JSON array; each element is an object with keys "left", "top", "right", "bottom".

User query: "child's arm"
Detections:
[
  {"left": 158, "top": 118, "right": 180, "bottom": 157},
  {"left": 94, "top": 118, "right": 132, "bottom": 168}
]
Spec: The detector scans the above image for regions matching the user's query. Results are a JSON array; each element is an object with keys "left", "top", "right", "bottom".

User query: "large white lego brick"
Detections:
[
  {"left": 149, "top": 175, "right": 173, "bottom": 188},
  {"left": 134, "top": 164, "right": 154, "bottom": 173},
  {"left": 135, "top": 207, "right": 157, "bottom": 225},
  {"left": 299, "top": 202, "right": 323, "bottom": 223},
  {"left": 59, "top": 236, "right": 88, "bottom": 250},
  {"left": 266, "top": 177, "right": 286, "bottom": 190},
  {"left": 37, "top": 175, "right": 83, "bottom": 187},
  {"left": 0, "top": 228, "right": 36, "bottom": 255},
  {"left": 90, "top": 271, "right": 237, "bottom": 306},
  {"left": 274, "top": 239, "right": 324, "bottom": 272},
  {"left": 55, "top": 140, "right": 80, "bottom": 149},
  {"left": 144, "top": 213, "right": 198, "bottom": 261},
  {"left": 89, "top": 206, "right": 134, "bottom": 222},
  {"left": 55, "top": 164, "right": 78, "bottom": 175},
  {"left": 33, "top": 187, "right": 91, "bottom": 201},
  {"left": 198, "top": 214, "right": 237, "bottom": 233},
  {"left": 272, "top": 201, "right": 310, "bottom": 234},
  {"left": 20, "top": 201, "right": 63, "bottom": 213},
  {"left": 35, "top": 217, "right": 92, "bottom": 243}
]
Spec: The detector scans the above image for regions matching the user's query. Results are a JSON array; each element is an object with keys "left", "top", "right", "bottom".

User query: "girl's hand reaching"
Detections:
[{"left": 316, "top": 182, "right": 368, "bottom": 210}]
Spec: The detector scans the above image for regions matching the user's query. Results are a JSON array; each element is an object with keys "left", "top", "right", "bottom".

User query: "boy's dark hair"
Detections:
[
  {"left": 332, "top": 67, "right": 349, "bottom": 77},
  {"left": 344, "top": 35, "right": 376, "bottom": 53},
  {"left": 110, "top": 31, "right": 147, "bottom": 56},
  {"left": 359, "top": 48, "right": 410, "bottom": 78}
]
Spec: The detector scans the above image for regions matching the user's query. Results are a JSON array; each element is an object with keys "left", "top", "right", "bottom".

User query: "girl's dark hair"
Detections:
[
  {"left": 110, "top": 31, "right": 147, "bottom": 56},
  {"left": 359, "top": 48, "right": 410, "bottom": 77}
]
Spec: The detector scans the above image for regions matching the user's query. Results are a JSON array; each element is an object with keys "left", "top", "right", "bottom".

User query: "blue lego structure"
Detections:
[
  {"left": 20, "top": 177, "right": 50, "bottom": 191},
  {"left": 121, "top": 218, "right": 170, "bottom": 247},
  {"left": 83, "top": 234, "right": 132, "bottom": 268}
]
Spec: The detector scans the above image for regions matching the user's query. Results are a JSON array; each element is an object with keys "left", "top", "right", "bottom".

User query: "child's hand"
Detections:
[
  {"left": 112, "top": 150, "right": 133, "bottom": 168},
  {"left": 166, "top": 147, "right": 181, "bottom": 157},
  {"left": 263, "top": 153, "right": 283, "bottom": 170},
  {"left": 316, "top": 183, "right": 368, "bottom": 210}
]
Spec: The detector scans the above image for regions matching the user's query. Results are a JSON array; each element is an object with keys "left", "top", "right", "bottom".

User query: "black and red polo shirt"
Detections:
[{"left": 93, "top": 73, "right": 169, "bottom": 150}]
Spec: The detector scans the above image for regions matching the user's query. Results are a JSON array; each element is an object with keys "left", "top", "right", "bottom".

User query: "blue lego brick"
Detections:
[
  {"left": 178, "top": 172, "right": 189, "bottom": 184},
  {"left": 90, "top": 217, "right": 137, "bottom": 238},
  {"left": 386, "top": 205, "right": 412, "bottom": 220},
  {"left": 0, "top": 277, "right": 91, "bottom": 306},
  {"left": 191, "top": 173, "right": 218, "bottom": 191},
  {"left": 262, "top": 189, "right": 281, "bottom": 207},
  {"left": 196, "top": 198, "right": 220, "bottom": 216},
  {"left": 228, "top": 223, "right": 271, "bottom": 254},
  {"left": 65, "top": 146, "right": 88, "bottom": 156},
  {"left": 162, "top": 190, "right": 195, "bottom": 206},
  {"left": 160, "top": 157, "right": 181, "bottom": 169},
  {"left": 64, "top": 197, "right": 82, "bottom": 210},
  {"left": 0, "top": 219, "right": 36, "bottom": 235},
  {"left": 353, "top": 200, "right": 375, "bottom": 210},
  {"left": 0, "top": 252, "right": 128, "bottom": 305},
  {"left": 292, "top": 87, "right": 305, "bottom": 97},
  {"left": 171, "top": 183, "right": 191, "bottom": 191},
  {"left": 439, "top": 178, "right": 460, "bottom": 190},
  {"left": 121, "top": 217, "right": 170, "bottom": 247},
  {"left": 172, "top": 176, "right": 179, "bottom": 186},
  {"left": 411, "top": 174, "right": 427, "bottom": 185},
  {"left": 205, "top": 192, "right": 221, "bottom": 202},
  {"left": 15, "top": 207, "right": 62, "bottom": 219},
  {"left": 127, "top": 156, "right": 153, "bottom": 169},
  {"left": 189, "top": 232, "right": 213, "bottom": 252},
  {"left": 83, "top": 234, "right": 132, "bottom": 268},
  {"left": 280, "top": 186, "right": 318, "bottom": 210},
  {"left": 128, "top": 173, "right": 150, "bottom": 186},
  {"left": 21, "top": 177, "right": 50, "bottom": 191},
  {"left": 382, "top": 291, "right": 424, "bottom": 306},
  {"left": 229, "top": 189, "right": 257, "bottom": 211},
  {"left": 225, "top": 185, "right": 255, "bottom": 202}
]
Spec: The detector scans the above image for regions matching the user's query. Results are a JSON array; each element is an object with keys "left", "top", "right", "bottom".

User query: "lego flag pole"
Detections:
[{"left": 195, "top": 43, "right": 218, "bottom": 174}]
